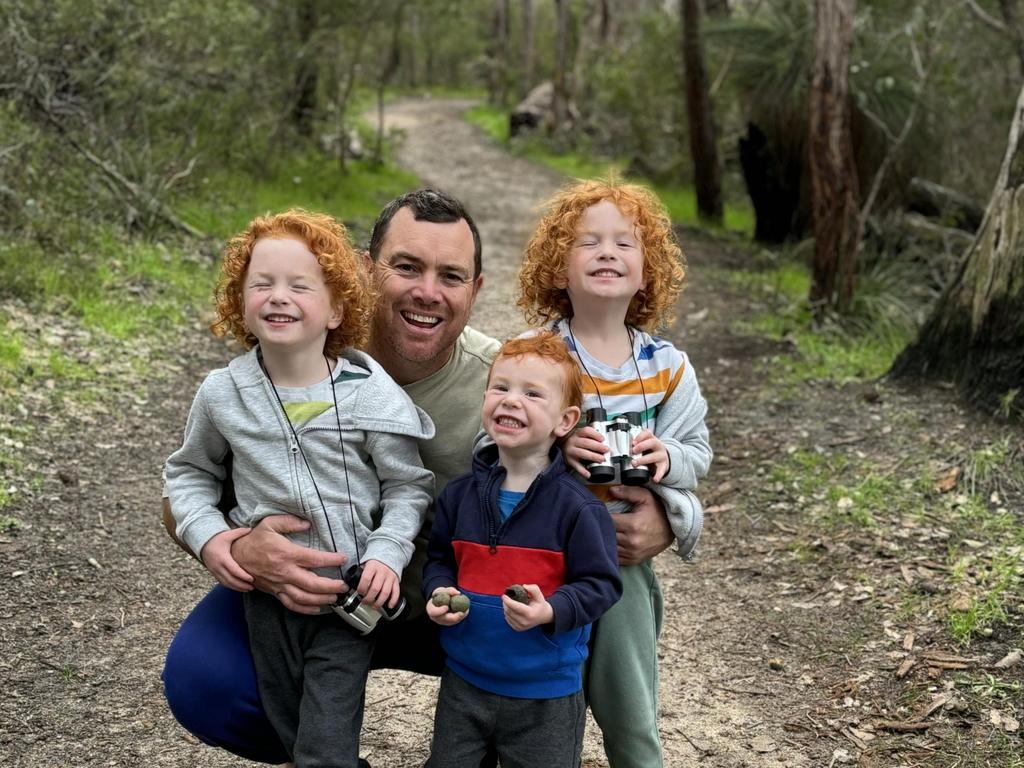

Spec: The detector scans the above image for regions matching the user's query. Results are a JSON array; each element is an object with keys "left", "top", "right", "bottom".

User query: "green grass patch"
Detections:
[
  {"left": 0, "top": 514, "right": 20, "bottom": 532},
  {"left": 463, "top": 104, "right": 754, "bottom": 236},
  {"left": 177, "top": 154, "right": 419, "bottom": 242},
  {"left": 709, "top": 259, "right": 914, "bottom": 385}
]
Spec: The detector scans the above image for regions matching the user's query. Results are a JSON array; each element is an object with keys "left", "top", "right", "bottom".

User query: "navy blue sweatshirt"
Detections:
[{"left": 424, "top": 444, "right": 622, "bottom": 699}]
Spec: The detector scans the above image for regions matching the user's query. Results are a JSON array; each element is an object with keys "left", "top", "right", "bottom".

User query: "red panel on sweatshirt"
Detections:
[{"left": 452, "top": 540, "right": 566, "bottom": 596}]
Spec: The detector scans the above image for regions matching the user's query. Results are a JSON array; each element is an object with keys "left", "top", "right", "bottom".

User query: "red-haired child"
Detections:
[{"left": 518, "top": 180, "right": 712, "bottom": 768}]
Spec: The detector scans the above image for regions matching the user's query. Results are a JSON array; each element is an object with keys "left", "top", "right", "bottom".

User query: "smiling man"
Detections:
[{"left": 161, "top": 189, "right": 678, "bottom": 766}]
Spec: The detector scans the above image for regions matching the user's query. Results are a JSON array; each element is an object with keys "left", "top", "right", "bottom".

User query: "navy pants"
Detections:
[{"left": 162, "top": 585, "right": 445, "bottom": 764}]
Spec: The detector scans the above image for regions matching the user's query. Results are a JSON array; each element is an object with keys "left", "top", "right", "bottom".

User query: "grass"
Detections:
[
  {"left": 463, "top": 104, "right": 756, "bottom": 236},
  {"left": 764, "top": 442, "right": 1023, "bottom": 646},
  {"left": 177, "top": 154, "right": 419, "bottom": 242},
  {"left": 709, "top": 258, "right": 915, "bottom": 386}
]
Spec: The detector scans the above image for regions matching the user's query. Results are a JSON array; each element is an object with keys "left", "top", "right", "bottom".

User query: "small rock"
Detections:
[
  {"left": 769, "top": 657, "right": 785, "bottom": 671},
  {"left": 449, "top": 594, "right": 470, "bottom": 613},
  {"left": 505, "top": 584, "right": 530, "bottom": 604},
  {"left": 431, "top": 591, "right": 451, "bottom": 607}
]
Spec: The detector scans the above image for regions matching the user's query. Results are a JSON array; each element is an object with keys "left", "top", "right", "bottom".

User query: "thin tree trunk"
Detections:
[
  {"left": 489, "top": 0, "right": 510, "bottom": 106},
  {"left": 681, "top": 0, "right": 723, "bottom": 223},
  {"left": 997, "top": 0, "right": 1024, "bottom": 78},
  {"left": 891, "top": 82, "right": 1024, "bottom": 417},
  {"left": 572, "top": 0, "right": 609, "bottom": 111},
  {"left": 552, "top": 0, "right": 571, "bottom": 135},
  {"left": 375, "top": 2, "right": 406, "bottom": 165},
  {"left": 520, "top": 0, "right": 534, "bottom": 99},
  {"left": 808, "top": 0, "right": 859, "bottom": 316},
  {"left": 292, "top": 0, "right": 318, "bottom": 138}
]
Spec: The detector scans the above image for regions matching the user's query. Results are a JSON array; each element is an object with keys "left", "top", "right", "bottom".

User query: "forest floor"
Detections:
[{"left": 1, "top": 98, "right": 1021, "bottom": 768}]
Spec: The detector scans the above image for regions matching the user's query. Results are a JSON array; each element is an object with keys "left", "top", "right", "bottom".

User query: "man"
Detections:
[{"left": 161, "top": 189, "right": 679, "bottom": 764}]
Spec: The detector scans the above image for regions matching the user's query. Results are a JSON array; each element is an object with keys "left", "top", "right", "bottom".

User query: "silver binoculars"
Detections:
[
  {"left": 332, "top": 564, "right": 406, "bottom": 635},
  {"left": 584, "top": 408, "right": 650, "bottom": 486}
]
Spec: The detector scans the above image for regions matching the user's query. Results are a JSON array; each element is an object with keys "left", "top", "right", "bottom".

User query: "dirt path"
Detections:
[{"left": 3, "top": 98, "right": 1019, "bottom": 768}]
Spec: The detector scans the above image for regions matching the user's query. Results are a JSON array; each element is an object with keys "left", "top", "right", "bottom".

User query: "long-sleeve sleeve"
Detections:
[
  {"left": 422, "top": 486, "right": 460, "bottom": 598},
  {"left": 546, "top": 499, "right": 623, "bottom": 634},
  {"left": 164, "top": 378, "right": 232, "bottom": 559},
  {"left": 362, "top": 430, "right": 434, "bottom": 577},
  {"left": 657, "top": 352, "right": 712, "bottom": 491}
]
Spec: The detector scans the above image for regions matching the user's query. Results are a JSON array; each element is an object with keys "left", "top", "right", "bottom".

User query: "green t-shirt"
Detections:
[{"left": 404, "top": 325, "right": 500, "bottom": 499}]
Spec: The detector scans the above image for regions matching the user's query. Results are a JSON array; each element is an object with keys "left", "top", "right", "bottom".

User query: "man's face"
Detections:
[{"left": 369, "top": 206, "right": 482, "bottom": 383}]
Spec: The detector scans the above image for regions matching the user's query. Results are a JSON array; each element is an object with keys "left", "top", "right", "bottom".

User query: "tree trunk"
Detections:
[
  {"left": 375, "top": 2, "right": 406, "bottom": 165},
  {"left": 997, "top": 0, "right": 1024, "bottom": 78},
  {"left": 489, "top": 0, "right": 510, "bottom": 106},
  {"left": 552, "top": 0, "right": 571, "bottom": 135},
  {"left": 520, "top": 0, "right": 534, "bottom": 99},
  {"left": 890, "top": 82, "right": 1024, "bottom": 418},
  {"left": 808, "top": 0, "right": 859, "bottom": 316},
  {"left": 681, "top": 0, "right": 723, "bottom": 223},
  {"left": 572, "top": 0, "right": 609, "bottom": 112},
  {"left": 291, "top": 0, "right": 319, "bottom": 138}
]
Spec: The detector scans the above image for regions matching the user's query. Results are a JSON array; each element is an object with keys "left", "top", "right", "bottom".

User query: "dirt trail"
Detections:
[{"left": 0, "top": 97, "right": 906, "bottom": 768}]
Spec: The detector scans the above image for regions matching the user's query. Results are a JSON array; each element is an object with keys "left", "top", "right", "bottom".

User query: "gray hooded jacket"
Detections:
[{"left": 165, "top": 346, "right": 435, "bottom": 579}]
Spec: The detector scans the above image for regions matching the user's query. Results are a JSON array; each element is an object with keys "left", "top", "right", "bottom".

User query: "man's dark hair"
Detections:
[{"left": 368, "top": 188, "right": 483, "bottom": 278}]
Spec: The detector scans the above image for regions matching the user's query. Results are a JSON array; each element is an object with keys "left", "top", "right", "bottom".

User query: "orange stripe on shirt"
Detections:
[{"left": 581, "top": 362, "right": 684, "bottom": 399}]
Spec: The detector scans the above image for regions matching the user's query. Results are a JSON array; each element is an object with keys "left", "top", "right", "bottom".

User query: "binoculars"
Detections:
[
  {"left": 583, "top": 408, "right": 650, "bottom": 486},
  {"left": 332, "top": 563, "right": 406, "bottom": 635}
]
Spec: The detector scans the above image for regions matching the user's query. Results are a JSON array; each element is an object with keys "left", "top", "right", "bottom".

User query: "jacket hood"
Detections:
[{"left": 228, "top": 346, "right": 434, "bottom": 440}]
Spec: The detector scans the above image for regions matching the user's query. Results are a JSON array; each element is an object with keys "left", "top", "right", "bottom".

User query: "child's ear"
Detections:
[
  {"left": 327, "top": 303, "right": 344, "bottom": 330},
  {"left": 554, "top": 405, "right": 581, "bottom": 438},
  {"left": 553, "top": 270, "right": 568, "bottom": 289}
]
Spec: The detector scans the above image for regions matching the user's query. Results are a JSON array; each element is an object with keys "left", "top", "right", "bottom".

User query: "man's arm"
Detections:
[{"left": 163, "top": 495, "right": 348, "bottom": 614}]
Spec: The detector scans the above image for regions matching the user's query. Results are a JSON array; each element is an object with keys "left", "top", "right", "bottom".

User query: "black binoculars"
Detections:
[{"left": 583, "top": 407, "right": 650, "bottom": 486}]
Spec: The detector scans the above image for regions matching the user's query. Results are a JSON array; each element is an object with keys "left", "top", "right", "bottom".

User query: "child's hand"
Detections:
[
  {"left": 631, "top": 429, "right": 670, "bottom": 483},
  {"left": 564, "top": 426, "right": 609, "bottom": 478},
  {"left": 501, "top": 584, "right": 554, "bottom": 631},
  {"left": 426, "top": 587, "right": 469, "bottom": 626},
  {"left": 357, "top": 560, "right": 400, "bottom": 610},
  {"left": 200, "top": 528, "right": 254, "bottom": 591}
]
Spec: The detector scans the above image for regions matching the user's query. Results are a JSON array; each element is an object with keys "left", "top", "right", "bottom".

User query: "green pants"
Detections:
[{"left": 586, "top": 561, "right": 664, "bottom": 768}]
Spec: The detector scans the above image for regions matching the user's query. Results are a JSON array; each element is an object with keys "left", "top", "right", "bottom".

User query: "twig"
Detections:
[{"left": 964, "top": 0, "right": 1008, "bottom": 35}]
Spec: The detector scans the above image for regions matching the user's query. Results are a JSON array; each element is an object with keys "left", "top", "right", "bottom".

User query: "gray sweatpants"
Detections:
[
  {"left": 426, "top": 668, "right": 586, "bottom": 768},
  {"left": 244, "top": 590, "right": 375, "bottom": 768}
]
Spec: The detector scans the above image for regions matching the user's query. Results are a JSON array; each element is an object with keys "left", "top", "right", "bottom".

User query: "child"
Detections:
[
  {"left": 165, "top": 209, "right": 434, "bottom": 768},
  {"left": 422, "top": 332, "right": 622, "bottom": 768},
  {"left": 517, "top": 179, "right": 712, "bottom": 768}
]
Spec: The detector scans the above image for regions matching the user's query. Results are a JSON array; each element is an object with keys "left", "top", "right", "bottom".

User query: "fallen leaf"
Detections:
[
  {"left": 903, "top": 631, "right": 915, "bottom": 651},
  {"left": 934, "top": 465, "right": 961, "bottom": 493}
]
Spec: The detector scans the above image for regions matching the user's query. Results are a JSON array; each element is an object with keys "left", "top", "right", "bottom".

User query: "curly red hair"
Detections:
[
  {"left": 517, "top": 179, "right": 686, "bottom": 332},
  {"left": 210, "top": 209, "right": 374, "bottom": 357},
  {"left": 490, "top": 332, "right": 583, "bottom": 411}
]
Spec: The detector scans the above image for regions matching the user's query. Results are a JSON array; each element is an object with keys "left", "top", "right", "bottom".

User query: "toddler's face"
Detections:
[
  {"left": 482, "top": 354, "right": 579, "bottom": 458},
  {"left": 560, "top": 200, "right": 645, "bottom": 311},
  {"left": 242, "top": 236, "right": 342, "bottom": 353}
]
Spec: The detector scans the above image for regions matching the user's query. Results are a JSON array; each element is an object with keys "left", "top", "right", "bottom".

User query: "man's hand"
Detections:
[
  {"left": 501, "top": 584, "right": 554, "bottom": 631},
  {"left": 609, "top": 485, "right": 673, "bottom": 565},
  {"left": 357, "top": 560, "right": 400, "bottom": 610},
  {"left": 231, "top": 515, "right": 348, "bottom": 615},
  {"left": 199, "top": 528, "right": 254, "bottom": 591}
]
